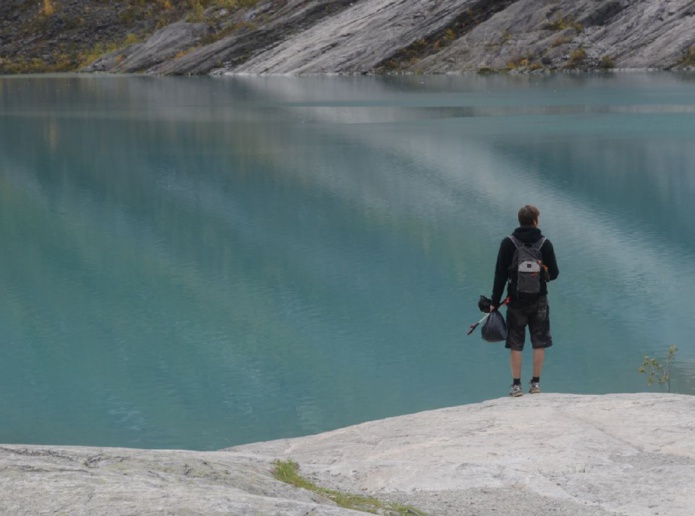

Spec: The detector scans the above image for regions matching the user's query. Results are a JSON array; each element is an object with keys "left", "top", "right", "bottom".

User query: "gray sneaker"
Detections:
[
  {"left": 509, "top": 384, "right": 523, "bottom": 397},
  {"left": 529, "top": 381, "right": 541, "bottom": 394}
]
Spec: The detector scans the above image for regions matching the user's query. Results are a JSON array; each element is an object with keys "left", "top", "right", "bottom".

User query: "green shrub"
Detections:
[
  {"left": 678, "top": 46, "right": 695, "bottom": 67},
  {"left": 546, "top": 15, "right": 583, "bottom": 32},
  {"left": 598, "top": 55, "right": 615, "bottom": 69},
  {"left": 124, "top": 33, "right": 140, "bottom": 46},
  {"left": 42, "top": 0, "right": 55, "bottom": 16},
  {"left": 565, "top": 47, "right": 586, "bottom": 68},
  {"left": 551, "top": 35, "right": 572, "bottom": 48},
  {"left": 506, "top": 54, "right": 535, "bottom": 70},
  {"left": 188, "top": 1, "right": 205, "bottom": 22},
  {"left": 639, "top": 345, "right": 678, "bottom": 392}
]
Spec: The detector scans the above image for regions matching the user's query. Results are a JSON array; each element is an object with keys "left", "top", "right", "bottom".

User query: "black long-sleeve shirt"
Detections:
[{"left": 491, "top": 225, "right": 559, "bottom": 306}]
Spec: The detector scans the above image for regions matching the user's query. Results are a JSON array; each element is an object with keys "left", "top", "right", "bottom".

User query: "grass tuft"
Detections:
[
  {"left": 565, "top": 47, "right": 586, "bottom": 68},
  {"left": 272, "top": 459, "right": 426, "bottom": 515},
  {"left": 598, "top": 55, "right": 615, "bottom": 69},
  {"left": 545, "top": 15, "right": 583, "bottom": 32},
  {"left": 678, "top": 46, "right": 695, "bottom": 67},
  {"left": 42, "top": 0, "right": 55, "bottom": 16}
]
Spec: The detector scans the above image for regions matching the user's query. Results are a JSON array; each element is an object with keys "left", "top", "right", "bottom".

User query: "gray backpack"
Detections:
[{"left": 508, "top": 235, "right": 546, "bottom": 299}]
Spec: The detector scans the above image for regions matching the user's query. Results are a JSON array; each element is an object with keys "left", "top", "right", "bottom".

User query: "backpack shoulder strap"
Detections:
[
  {"left": 533, "top": 237, "right": 547, "bottom": 250},
  {"left": 508, "top": 235, "right": 522, "bottom": 248}
]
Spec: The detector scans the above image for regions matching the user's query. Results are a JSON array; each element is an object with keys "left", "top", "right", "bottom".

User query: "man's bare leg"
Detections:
[
  {"left": 510, "top": 350, "right": 522, "bottom": 379},
  {"left": 532, "top": 348, "right": 545, "bottom": 378},
  {"left": 508, "top": 349, "right": 524, "bottom": 396}
]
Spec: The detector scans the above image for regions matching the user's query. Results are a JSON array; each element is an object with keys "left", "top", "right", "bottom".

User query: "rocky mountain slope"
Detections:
[
  {"left": 2, "top": 394, "right": 694, "bottom": 515},
  {"left": 1, "top": 0, "right": 694, "bottom": 75}
]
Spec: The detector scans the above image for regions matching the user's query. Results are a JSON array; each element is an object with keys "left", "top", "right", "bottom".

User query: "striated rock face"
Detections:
[
  {"left": 412, "top": 0, "right": 695, "bottom": 73},
  {"left": 2, "top": 393, "right": 694, "bottom": 515},
  {"left": 85, "top": 22, "right": 213, "bottom": 74},
  {"left": 154, "top": 0, "right": 357, "bottom": 76},
  {"left": 2, "top": 0, "right": 694, "bottom": 75},
  {"left": 211, "top": 0, "right": 493, "bottom": 75},
  {"left": 135, "top": 0, "right": 695, "bottom": 74}
]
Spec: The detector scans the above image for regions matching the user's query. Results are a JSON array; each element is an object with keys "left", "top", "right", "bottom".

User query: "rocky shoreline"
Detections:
[
  {"left": 1, "top": 1, "right": 694, "bottom": 75},
  {"left": 2, "top": 393, "right": 694, "bottom": 515}
]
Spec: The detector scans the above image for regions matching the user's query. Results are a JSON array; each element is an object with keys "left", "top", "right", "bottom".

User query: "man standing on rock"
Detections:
[{"left": 490, "top": 205, "right": 559, "bottom": 397}]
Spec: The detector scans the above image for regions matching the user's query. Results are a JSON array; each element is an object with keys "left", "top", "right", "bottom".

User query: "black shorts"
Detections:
[{"left": 505, "top": 296, "right": 552, "bottom": 351}]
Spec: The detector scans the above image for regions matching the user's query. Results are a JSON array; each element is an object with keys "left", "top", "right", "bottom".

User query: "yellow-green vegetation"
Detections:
[
  {"left": 124, "top": 33, "right": 140, "bottom": 46},
  {"left": 565, "top": 47, "right": 586, "bottom": 68},
  {"left": 639, "top": 345, "right": 678, "bottom": 392},
  {"left": 79, "top": 37, "right": 130, "bottom": 67},
  {"left": 551, "top": 34, "right": 572, "bottom": 48},
  {"left": 678, "top": 45, "right": 695, "bottom": 67},
  {"left": 598, "top": 54, "right": 615, "bottom": 69},
  {"left": 507, "top": 56, "right": 528, "bottom": 69},
  {"left": 272, "top": 459, "right": 426, "bottom": 515},
  {"left": 188, "top": 1, "right": 206, "bottom": 22},
  {"left": 0, "top": 0, "right": 266, "bottom": 74},
  {"left": 42, "top": 0, "right": 55, "bottom": 17},
  {"left": 190, "top": 0, "right": 260, "bottom": 16},
  {"left": 0, "top": 57, "right": 47, "bottom": 74},
  {"left": 506, "top": 54, "right": 537, "bottom": 71},
  {"left": 546, "top": 15, "right": 583, "bottom": 32}
]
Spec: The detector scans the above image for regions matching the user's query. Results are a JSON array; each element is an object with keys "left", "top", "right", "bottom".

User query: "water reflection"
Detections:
[{"left": 0, "top": 73, "right": 693, "bottom": 450}]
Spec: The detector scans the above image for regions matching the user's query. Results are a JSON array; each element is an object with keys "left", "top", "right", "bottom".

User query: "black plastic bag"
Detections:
[
  {"left": 477, "top": 295, "right": 492, "bottom": 313},
  {"left": 481, "top": 310, "right": 507, "bottom": 342}
]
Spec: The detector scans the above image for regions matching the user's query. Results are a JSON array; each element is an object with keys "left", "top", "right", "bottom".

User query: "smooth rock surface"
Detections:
[
  {"left": 196, "top": 0, "right": 695, "bottom": 74},
  {"left": 84, "top": 22, "right": 213, "bottom": 73},
  {"left": 0, "top": 445, "right": 357, "bottom": 515},
  {"left": 414, "top": 0, "right": 695, "bottom": 72},
  {"left": 236, "top": 393, "right": 695, "bottom": 515},
  {"left": 2, "top": 393, "right": 694, "bottom": 515},
  {"left": 2, "top": 0, "right": 694, "bottom": 74}
]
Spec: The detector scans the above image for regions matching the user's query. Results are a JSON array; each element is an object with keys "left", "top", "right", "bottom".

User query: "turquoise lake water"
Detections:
[{"left": 1, "top": 73, "right": 694, "bottom": 450}]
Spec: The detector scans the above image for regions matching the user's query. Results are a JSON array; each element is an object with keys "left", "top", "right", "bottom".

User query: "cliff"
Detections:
[
  {"left": 1, "top": 0, "right": 694, "bottom": 75},
  {"left": 2, "top": 393, "right": 694, "bottom": 515}
]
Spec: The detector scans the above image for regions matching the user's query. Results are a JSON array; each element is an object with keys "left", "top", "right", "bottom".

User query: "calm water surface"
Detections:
[{"left": 1, "top": 73, "right": 694, "bottom": 450}]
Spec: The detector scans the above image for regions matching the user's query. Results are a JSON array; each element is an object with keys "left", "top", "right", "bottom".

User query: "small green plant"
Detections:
[
  {"left": 78, "top": 40, "right": 123, "bottom": 67},
  {"left": 639, "top": 345, "right": 678, "bottom": 392},
  {"left": 551, "top": 35, "right": 572, "bottom": 48},
  {"left": 546, "top": 15, "right": 583, "bottom": 32},
  {"left": 565, "top": 47, "right": 586, "bottom": 68},
  {"left": 678, "top": 46, "right": 695, "bottom": 67},
  {"left": 42, "top": 0, "right": 55, "bottom": 16},
  {"left": 272, "top": 459, "right": 426, "bottom": 515},
  {"left": 188, "top": 1, "right": 206, "bottom": 22},
  {"left": 506, "top": 54, "right": 535, "bottom": 71},
  {"left": 123, "top": 33, "right": 140, "bottom": 46},
  {"left": 598, "top": 55, "right": 615, "bottom": 69}
]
